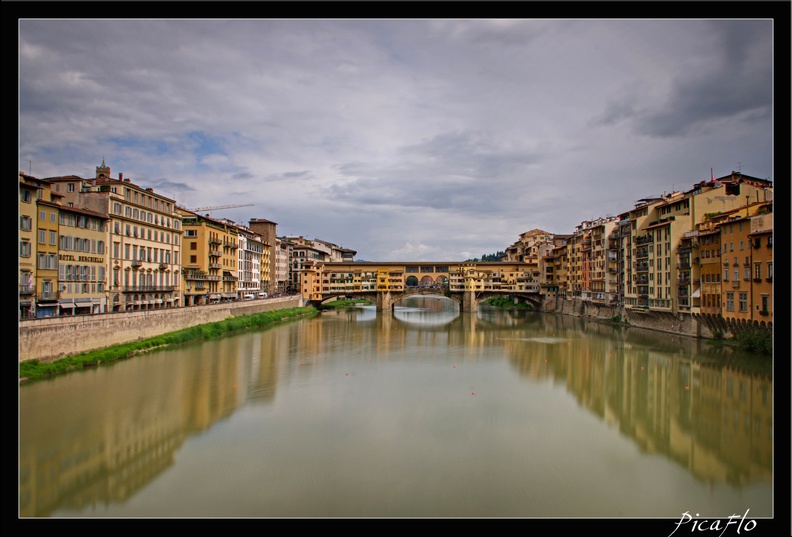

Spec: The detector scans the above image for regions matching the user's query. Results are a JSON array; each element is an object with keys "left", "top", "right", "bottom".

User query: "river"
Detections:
[{"left": 19, "top": 296, "right": 773, "bottom": 521}]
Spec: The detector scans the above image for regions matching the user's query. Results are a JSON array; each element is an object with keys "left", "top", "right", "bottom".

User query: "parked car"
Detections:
[
  {"left": 258, "top": 292, "right": 268, "bottom": 298},
  {"left": 243, "top": 294, "right": 255, "bottom": 300}
]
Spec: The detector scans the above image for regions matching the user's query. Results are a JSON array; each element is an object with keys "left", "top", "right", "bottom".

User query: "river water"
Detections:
[{"left": 19, "top": 297, "right": 773, "bottom": 520}]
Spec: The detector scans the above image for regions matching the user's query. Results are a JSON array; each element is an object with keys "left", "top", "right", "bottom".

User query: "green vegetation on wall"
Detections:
[
  {"left": 19, "top": 307, "right": 317, "bottom": 383},
  {"left": 483, "top": 296, "right": 533, "bottom": 310}
]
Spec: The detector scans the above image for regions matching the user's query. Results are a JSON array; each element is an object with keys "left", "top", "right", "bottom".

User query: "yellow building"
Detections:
[
  {"left": 178, "top": 210, "right": 239, "bottom": 305},
  {"left": 55, "top": 205, "right": 110, "bottom": 315},
  {"left": 748, "top": 209, "right": 773, "bottom": 324},
  {"left": 19, "top": 173, "right": 42, "bottom": 318},
  {"left": 32, "top": 179, "right": 61, "bottom": 317},
  {"left": 248, "top": 218, "right": 278, "bottom": 295}
]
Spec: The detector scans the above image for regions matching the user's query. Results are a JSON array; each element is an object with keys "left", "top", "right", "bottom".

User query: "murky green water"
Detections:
[{"left": 19, "top": 298, "right": 773, "bottom": 519}]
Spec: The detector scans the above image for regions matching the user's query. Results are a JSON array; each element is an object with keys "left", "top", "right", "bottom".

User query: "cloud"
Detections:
[{"left": 18, "top": 18, "right": 774, "bottom": 261}]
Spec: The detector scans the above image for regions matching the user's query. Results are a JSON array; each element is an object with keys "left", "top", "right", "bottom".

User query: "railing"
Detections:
[
  {"left": 19, "top": 284, "right": 36, "bottom": 294},
  {"left": 122, "top": 285, "right": 179, "bottom": 292}
]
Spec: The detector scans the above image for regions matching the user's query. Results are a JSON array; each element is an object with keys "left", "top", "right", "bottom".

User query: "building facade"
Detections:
[{"left": 46, "top": 161, "right": 183, "bottom": 312}]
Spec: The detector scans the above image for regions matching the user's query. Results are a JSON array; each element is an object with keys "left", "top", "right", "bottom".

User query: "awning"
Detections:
[
  {"left": 155, "top": 299, "right": 163, "bottom": 304},
  {"left": 691, "top": 288, "right": 701, "bottom": 298},
  {"left": 59, "top": 303, "right": 75, "bottom": 309}
]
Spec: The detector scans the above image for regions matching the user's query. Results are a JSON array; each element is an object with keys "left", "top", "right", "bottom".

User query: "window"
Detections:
[
  {"left": 739, "top": 240, "right": 743, "bottom": 251},
  {"left": 726, "top": 292, "right": 734, "bottom": 312},
  {"left": 767, "top": 236, "right": 772, "bottom": 247},
  {"left": 738, "top": 292, "right": 748, "bottom": 312},
  {"left": 21, "top": 189, "right": 33, "bottom": 202},
  {"left": 733, "top": 268, "right": 739, "bottom": 281},
  {"left": 761, "top": 295, "right": 770, "bottom": 313},
  {"left": 744, "top": 267, "right": 750, "bottom": 280},
  {"left": 20, "top": 215, "right": 32, "bottom": 231},
  {"left": 767, "top": 263, "right": 773, "bottom": 280},
  {"left": 49, "top": 230, "right": 57, "bottom": 245},
  {"left": 729, "top": 242, "right": 733, "bottom": 252},
  {"left": 191, "top": 242, "right": 197, "bottom": 250},
  {"left": 67, "top": 183, "right": 75, "bottom": 192},
  {"left": 190, "top": 255, "right": 197, "bottom": 263},
  {"left": 723, "top": 269, "right": 728, "bottom": 282},
  {"left": 39, "top": 229, "right": 46, "bottom": 244},
  {"left": 20, "top": 241, "right": 31, "bottom": 257},
  {"left": 754, "top": 263, "right": 761, "bottom": 279}
]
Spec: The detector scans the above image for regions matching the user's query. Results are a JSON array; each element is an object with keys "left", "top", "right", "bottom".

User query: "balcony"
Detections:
[
  {"left": 19, "top": 284, "right": 36, "bottom": 295},
  {"left": 209, "top": 238, "right": 221, "bottom": 245},
  {"left": 131, "top": 259, "right": 143, "bottom": 268},
  {"left": 122, "top": 285, "right": 178, "bottom": 293},
  {"left": 731, "top": 280, "right": 740, "bottom": 289},
  {"left": 635, "top": 263, "right": 649, "bottom": 273},
  {"left": 678, "top": 278, "right": 690, "bottom": 286},
  {"left": 677, "top": 262, "right": 691, "bottom": 270},
  {"left": 209, "top": 250, "right": 222, "bottom": 257}
]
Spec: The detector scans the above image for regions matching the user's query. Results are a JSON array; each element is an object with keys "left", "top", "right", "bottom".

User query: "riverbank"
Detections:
[{"left": 19, "top": 307, "right": 317, "bottom": 384}]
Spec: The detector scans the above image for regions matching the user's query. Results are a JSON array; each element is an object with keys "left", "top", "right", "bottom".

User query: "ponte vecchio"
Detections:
[{"left": 299, "top": 261, "right": 546, "bottom": 312}]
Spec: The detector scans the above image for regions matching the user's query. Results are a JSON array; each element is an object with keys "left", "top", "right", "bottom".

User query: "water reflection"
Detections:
[{"left": 19, "top": 306, "right": 772, "bottom": 518}]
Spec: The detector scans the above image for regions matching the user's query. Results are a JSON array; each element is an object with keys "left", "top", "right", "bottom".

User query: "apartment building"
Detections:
[
  {"left": 283, "top": 236, "right": 327, "bottom": 291},
  {"left": 19, "top": 174, "right": 42, "bottom": 318},
  {"left": 248, "top": 218, "right": 278, "bottom": 295},
  {"left": 234, "top": 224, "right": 266, "bottom": 298},
  {"left": 275, "top": 237, "right": 292, "bottom": 293},
  {"left": 179, "top": 209, "right": 239, "bottom": 305},
  {"left": 19, "top": 172, "right": 111, "bottom": 317},
  {"left": 55, "top": 205, "right": 110, "bottom": 315},
  {"left": 619, "top": 172, "right": 772, "bottom": 314},
  {"left": 588, "top": 217, "right": 618, "bottom": 305},
  {"left": 747, "top": 209, "right": 773, "bottom": 323},
  {"left": 46, "top": 161, "right": 183, "bottom": 312}
]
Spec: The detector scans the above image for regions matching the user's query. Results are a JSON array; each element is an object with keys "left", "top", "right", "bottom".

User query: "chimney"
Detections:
[{"left": 119, "top": 172, "right": 123, "bottom": 181}]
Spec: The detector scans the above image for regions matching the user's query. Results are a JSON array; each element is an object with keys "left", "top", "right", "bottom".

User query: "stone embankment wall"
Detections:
[
  {"left": 551, "top": 296, "right": 771, "bottom": 340},
  {"left": 19, "top": 296, "right": 303, "bottom": 363}
]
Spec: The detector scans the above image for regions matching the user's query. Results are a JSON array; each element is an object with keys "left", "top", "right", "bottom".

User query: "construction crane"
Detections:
[{"left": 183, "top": 203, "right": 254, "bottom": 214}]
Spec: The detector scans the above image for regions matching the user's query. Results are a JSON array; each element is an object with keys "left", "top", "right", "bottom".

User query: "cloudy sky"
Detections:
[{"left": 18, "top": 18, "right": 774, "bottom": 261}]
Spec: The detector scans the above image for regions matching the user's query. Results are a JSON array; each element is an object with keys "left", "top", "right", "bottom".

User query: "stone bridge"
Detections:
[{"left": 300, "top": 261, "right": 545, "bottom": 312}]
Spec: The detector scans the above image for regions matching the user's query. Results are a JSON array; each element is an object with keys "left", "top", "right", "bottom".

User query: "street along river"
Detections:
[{"left": 19, "top": 297, "right": 772, "bottom": 519}]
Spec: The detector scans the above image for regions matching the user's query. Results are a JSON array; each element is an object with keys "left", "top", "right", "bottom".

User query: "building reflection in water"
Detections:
[{"left": 19, "top": 303, "right": 772, "bottom": 517}]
